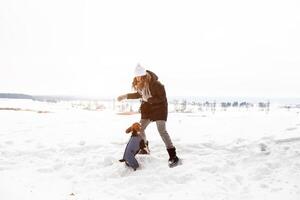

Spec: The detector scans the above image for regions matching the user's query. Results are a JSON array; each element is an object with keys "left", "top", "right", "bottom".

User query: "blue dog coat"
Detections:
[{"left": 120, "top": 134, "right": 145, "bottom": 170}]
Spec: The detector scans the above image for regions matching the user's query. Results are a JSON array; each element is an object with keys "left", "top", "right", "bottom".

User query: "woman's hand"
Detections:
[{"left": 117, "top": 94, "right": 127, "bottom": 101}]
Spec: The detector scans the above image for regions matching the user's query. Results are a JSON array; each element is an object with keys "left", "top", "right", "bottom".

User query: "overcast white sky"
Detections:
[{"left": 1, "top": 0, "right": 300, "bottom": 98}]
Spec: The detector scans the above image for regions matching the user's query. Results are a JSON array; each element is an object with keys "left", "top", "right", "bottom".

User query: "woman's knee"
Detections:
[{"left": 140, "top": 119, "right": 150, "bottom": 130}]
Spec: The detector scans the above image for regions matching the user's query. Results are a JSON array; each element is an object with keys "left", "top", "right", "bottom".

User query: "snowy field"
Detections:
[{"left": 1, "top": 99, "right": 300, "bottom": 200}]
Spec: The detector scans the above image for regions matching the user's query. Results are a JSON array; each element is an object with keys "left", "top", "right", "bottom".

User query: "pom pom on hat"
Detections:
[{"left": 134, "top": 63, "right": 146, "bottom": 77}]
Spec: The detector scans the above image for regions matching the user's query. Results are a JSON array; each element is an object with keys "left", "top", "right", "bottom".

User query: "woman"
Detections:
[{"left": 117, "top": 64, "right": 179, "bottom": 167}]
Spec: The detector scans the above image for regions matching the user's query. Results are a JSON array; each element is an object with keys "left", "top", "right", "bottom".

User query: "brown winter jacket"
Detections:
[{"left": 127, "top": 70, "right": 168, "bottom": 121}]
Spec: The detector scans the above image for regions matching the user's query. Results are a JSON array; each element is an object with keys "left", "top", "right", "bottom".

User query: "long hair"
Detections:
[{"left": 132, "top": 73, "right": 152, "bottom": 91}]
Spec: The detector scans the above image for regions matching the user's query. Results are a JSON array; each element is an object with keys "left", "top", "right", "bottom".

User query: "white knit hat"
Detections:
[{"left": 134, "top": 63, "right": 146, "bottom": 77}]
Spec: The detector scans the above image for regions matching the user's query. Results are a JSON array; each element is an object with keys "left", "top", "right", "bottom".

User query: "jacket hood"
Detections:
[{"left": 146, "top": 70, "right": 158, "bottom": 81}]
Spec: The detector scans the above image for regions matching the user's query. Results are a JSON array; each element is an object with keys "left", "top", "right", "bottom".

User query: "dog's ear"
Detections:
[{"left": 125, "top": 126, "right": 132, "bottom": 134}]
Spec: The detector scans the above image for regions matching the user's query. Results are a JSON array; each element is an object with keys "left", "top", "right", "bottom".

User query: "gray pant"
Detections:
[{"left": 140, "top": 119, "right": 174, "bottom": 149}]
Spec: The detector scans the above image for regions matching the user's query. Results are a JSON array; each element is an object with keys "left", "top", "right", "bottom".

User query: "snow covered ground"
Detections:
[{"left": 1, "top": 99, "right": 300, "bottom": 200}]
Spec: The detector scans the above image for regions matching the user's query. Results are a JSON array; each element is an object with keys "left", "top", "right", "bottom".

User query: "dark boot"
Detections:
[
  {"left": 167, "top": 147, "right": 179, "bottom": 167},
  {"left": 138, "top": 140, "right": 150, "bottom": 154}
]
